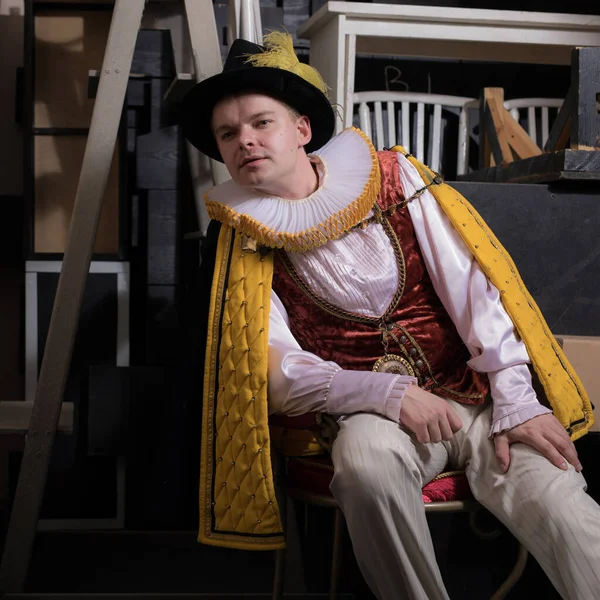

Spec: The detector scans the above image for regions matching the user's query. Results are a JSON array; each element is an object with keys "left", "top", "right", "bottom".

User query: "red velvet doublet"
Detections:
[{"left": 272, "top": 151, "right": 489, "bottom": 404}]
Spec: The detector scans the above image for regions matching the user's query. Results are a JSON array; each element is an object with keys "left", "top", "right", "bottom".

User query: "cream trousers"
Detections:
[{"left": 329, "top": 400, "right": 600, "bottom": 600}]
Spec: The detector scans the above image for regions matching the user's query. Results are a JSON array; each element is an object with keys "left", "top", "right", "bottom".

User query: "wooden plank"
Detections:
[
  {"left": 182, "top": 0, "right": 229, "bottom": 186},
  {"left": 0, "top": 0, "right": 146, "bottom": 593},
  {"left": 145, "top": 285, "right": 178, "bottom": 366},
  {"left": 483, "top": 105, "right": 503, "bottom": 167},
  {"left": 131, "top": 29, "right": 176, "bottom": 80},
  {"left": 283, "top": 0, "right": 309, "bottom": 46},
  {"left": 136, "top": 125, "right": 181, "bottom": 190},
  {"left": 501, "top": 107, "right": 541, "bottom": 160},
  {"left": 484, "top": 87, "right": 512, "bottom": 166},
  {"left": 555, "top": 117, "right": 572, "bottom": 153},
  {"left": 0, "top": 267, "right": 23, "bottom": 404},
  {"left": 571, "top": 47, "right": 600, "bottom": 150},
  {"left": 163, "top": 73, "right": 195, "bottom": 108},
  {"left": 0, "top": 401, "right": 73, "bottom": 435},
  {"left": 88, "top": 366, "right": 129, "bottom": 456},
  {"left": 149, "top": 78, "right": 172, "bottom": 133},
  {"left": 147, "top": 190, "right": 178, "bottom": 286},
  {"left": 126, "top": 78, "right": 149, "bottom": 107},
  {"left": 0, "top": 435, "right": 25, "bottom": 507},
  {"left": 458, "top": 149, "right": 600, "bottom": 184},
  {"left": 87, "top": 71, "right": 149, "bottom": 101},
  {"left": 545, "top": 85, "right": 573, "bottom": 152}
]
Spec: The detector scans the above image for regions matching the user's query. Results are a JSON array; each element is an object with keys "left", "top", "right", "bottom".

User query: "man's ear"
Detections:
[{"left": 297, "top": 115, "right": 312, "bottom": 148}]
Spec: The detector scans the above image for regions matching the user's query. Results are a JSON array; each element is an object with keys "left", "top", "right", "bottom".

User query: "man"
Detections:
[{"left": 180, "top": 33, "right": 600, "bottom": 599}]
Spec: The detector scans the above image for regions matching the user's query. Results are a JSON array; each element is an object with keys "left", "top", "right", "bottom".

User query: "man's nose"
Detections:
[{"left": 239, "top": 129, "right": 256, "bottom": 147}]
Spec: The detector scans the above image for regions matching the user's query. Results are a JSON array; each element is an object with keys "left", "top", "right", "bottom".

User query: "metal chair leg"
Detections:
[
  {"left": 490, "top": 543, "right": 528, "bottom": 600},
  {"left": 272, "top": 548, "right": 286, "bottom": 600},
  {"left": 329, "top": 508, "right": 345, "bottom": 600}
]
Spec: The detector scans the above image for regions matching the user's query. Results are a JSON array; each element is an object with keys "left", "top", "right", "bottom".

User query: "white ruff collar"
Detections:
[{"left": 204, "top": 127, "right": 380, "bottom": 252}]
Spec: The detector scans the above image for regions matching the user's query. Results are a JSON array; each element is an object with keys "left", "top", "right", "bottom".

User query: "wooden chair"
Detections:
[
  {"left": 270, "top": 413, "right": 528, "bottom": 600},
  {"left": 351, "top": 91, "right": 479, "bottom": 177}
]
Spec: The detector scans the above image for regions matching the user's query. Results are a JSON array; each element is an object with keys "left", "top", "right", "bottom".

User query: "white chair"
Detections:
[
  {"left": 503, "top": 98, "right": 563, "bottom": 149},
  {"left": 351, "top": 91, "right": 478, "bottom": 176}
]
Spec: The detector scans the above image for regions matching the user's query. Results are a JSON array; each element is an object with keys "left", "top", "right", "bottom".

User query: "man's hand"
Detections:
[
  {"left": 494, "top": 413, "right": 582, "bottom": 474},
  {"left": 400, "top": 386, "right": 462, "bottom": 443}
]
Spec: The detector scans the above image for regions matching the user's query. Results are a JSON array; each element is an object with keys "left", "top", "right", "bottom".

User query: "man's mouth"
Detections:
[{"left": 240, "top": 157, "right": 265, "bottom": 168}]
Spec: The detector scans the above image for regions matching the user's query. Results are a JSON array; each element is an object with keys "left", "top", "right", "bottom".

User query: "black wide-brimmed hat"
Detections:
[{"left": 179, "top": 33, "right": 336, "bottom": 162}]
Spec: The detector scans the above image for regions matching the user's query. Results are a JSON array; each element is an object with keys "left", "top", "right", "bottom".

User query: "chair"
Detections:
[
  {"left": 503, "top": 98, "right": 563, "bottom": 149},
  {"left": 270, "top": 413, "right": 528, "bottom": 600},
  {"left": 351, "top": 91, "right": 479, "bottom": 177}
]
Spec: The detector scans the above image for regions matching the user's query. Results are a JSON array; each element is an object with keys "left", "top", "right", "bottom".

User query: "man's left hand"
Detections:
[{"left": 494, "top": 413, "right": 582, "bottom": 474}]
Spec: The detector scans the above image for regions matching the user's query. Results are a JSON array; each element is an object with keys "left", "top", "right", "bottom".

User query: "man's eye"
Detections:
[
  {"left": 221, "top": 132, "right": 233, "bottom": 141},
  {"left": 257, "top": 120, "right": 271, "bottom": 127}
]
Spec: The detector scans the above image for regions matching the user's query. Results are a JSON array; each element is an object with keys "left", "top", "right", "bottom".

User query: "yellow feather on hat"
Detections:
[{"left": 244, "top": 31, "right": 329, "bottom": 96}]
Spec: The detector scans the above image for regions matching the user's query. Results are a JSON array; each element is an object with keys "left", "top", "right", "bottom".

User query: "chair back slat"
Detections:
[
  {"left": 358, "top": 102, "right": 371, "bottom": 140},
  {"left": 351, "top": 91, "right": 479, "bottom": 176},
  {"left": 541, "top": 107, "right": 550, "bottom": 146},
  {"left": 527, "top": 106, "right": 537, "bottom": 144},
  {"left": 430, "top": 104, "right": 442, "bottom": 173},
  {"left": 457, "top": 108, "right": 468, "bottom": 176},
  {"left": 374, "top": 101, "right": 385, "bottom": 150},
  {"left": 401, "top": 101, "right": 410, "bottom": 152},
  {"left": 387, "top": 101, "right": 396, "bottom": 150},
  {"left": 416, "top": 103, "right": 425, "bottom": 163}
]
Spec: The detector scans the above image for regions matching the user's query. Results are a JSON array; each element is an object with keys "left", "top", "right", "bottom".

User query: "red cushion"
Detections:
[
  {"left": 421, "top": 471, "right": 473, "bottom": 503},
  {"left": 286, "top": 457, "right": 473, "bottom": 503}
]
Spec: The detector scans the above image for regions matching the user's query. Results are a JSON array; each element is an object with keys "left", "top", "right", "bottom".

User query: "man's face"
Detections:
[{"left": 212, "top": 93, "right": 312, "bottom": 191}]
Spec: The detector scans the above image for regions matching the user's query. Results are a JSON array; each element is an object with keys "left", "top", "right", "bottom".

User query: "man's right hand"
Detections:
[{"left": 400, "top": 385, "right": 462, "bottom": 443}]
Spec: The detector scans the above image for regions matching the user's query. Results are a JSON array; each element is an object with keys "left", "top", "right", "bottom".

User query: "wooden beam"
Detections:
[
  {"left": 483, "top": 88, "right": 512, "bottom": 167},
  {"left": 182, "top": 0, "right": 230, "bottom": 186},
  {"left": 501, "top": 107, "right": 542, "bottom": 160},
  {"left": 0, "top": 402, "right": 74, "bottom": 435},
  {"left": 458, "top": 149, "right": 600, "bottom": 184},
  {"left": 545, "top": 85, "right": 573, "bottom": 152}
]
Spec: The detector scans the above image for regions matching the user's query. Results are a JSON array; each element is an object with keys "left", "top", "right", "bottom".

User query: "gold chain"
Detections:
[{"left": 348, "top": 174, "right": 443, "bottom": 234}]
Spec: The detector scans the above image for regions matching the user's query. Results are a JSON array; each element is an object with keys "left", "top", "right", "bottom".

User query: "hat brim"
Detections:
[{"left": 179, "top": 67, "right": 336, "bottom": 162}]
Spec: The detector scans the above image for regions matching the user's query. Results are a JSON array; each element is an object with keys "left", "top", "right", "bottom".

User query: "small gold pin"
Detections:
[{"left": 241, "top": 235, "right": 258, "bottom": 253}]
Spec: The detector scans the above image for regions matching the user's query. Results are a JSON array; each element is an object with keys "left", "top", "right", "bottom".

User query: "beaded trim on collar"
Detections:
[{"left": 204, "top": 127, "right": 380, "bottom": 252}]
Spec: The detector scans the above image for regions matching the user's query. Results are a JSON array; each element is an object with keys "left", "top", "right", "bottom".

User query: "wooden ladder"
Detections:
[{"left": 0, "top": 0, "right": 225, "bottom": 594}]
